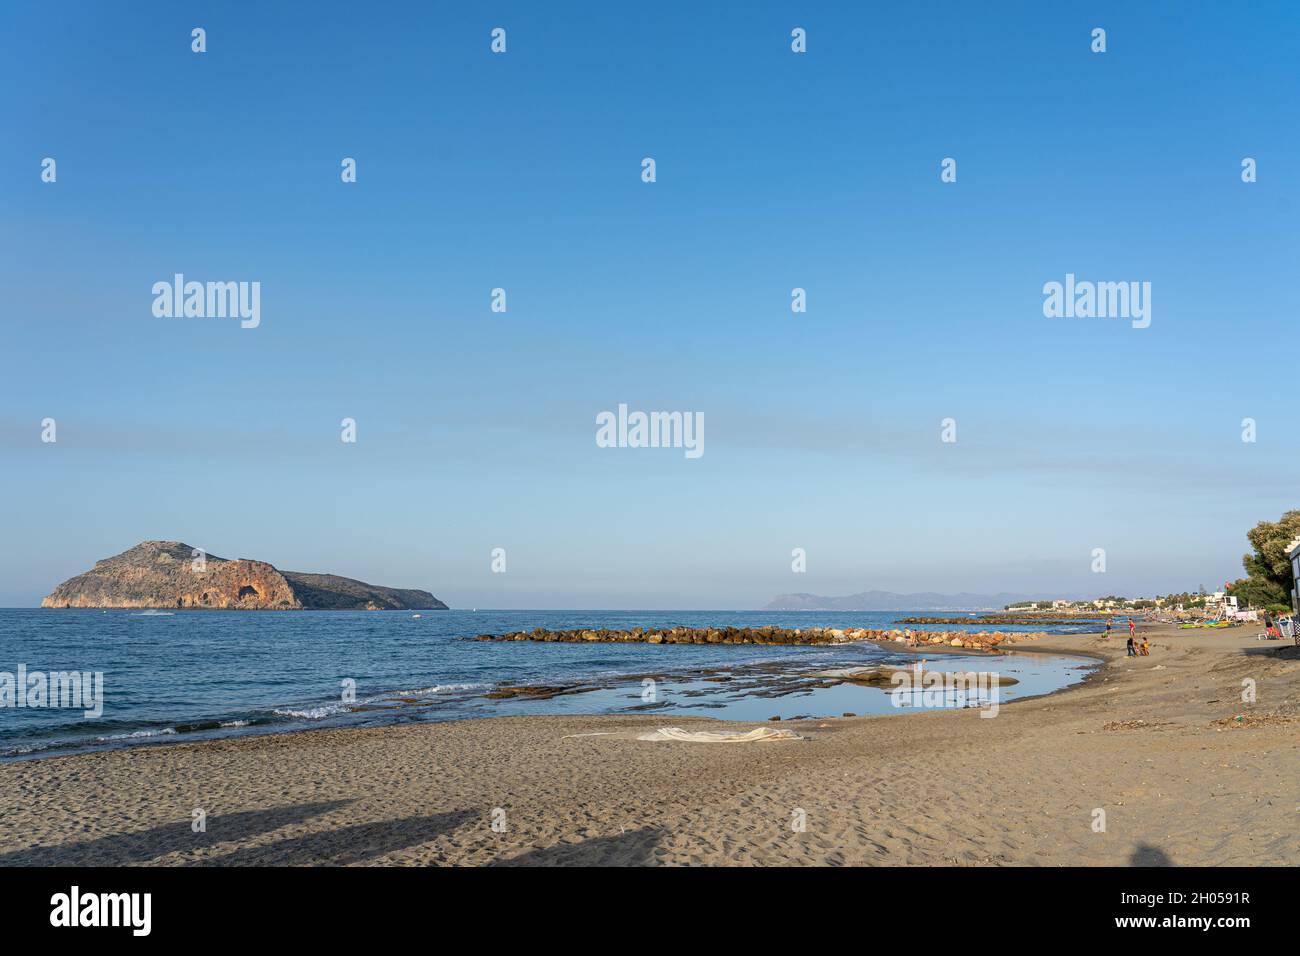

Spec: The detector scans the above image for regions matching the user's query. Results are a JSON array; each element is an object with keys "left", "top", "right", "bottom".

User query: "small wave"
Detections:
[
  {"left": 272, "top": 703, "right": 350, "bottom": 720},
  {"left": 272, "top": 682, "right": 491, "bottom": 720},
  {"left": 133, "top": 610, "right": 175, "bottom": 616},
  {"left": 1, "top": 741, "right": 55, "bottom": 757},
  {"left": 403, "top": 682, "right": 491, "bottom": 695},
  {"left": 96, "top": 728, "right": 178, "bottom": 742}
]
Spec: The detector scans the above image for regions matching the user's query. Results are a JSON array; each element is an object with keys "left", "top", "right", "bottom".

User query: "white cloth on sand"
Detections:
[{"left": 636, "top": 726, "right": 801, "bottom": 743}]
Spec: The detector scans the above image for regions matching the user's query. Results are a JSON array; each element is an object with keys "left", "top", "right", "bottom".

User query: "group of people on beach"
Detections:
[{"left": 1103, "top": 617, "right": 1149, "bottom": 657}]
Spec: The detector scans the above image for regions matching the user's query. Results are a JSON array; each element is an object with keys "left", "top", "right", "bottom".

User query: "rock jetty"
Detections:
[
  {"left": 896, "top": 615, "right": 1103, "bottom": 626},
  {"left": 473, "top": 625, "right": 1046, "bottom": 652}
]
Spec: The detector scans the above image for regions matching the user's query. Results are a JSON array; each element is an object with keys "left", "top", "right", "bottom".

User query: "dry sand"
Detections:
[{"left": 1, "top": 624, "right": 1296, "bottom": 866}]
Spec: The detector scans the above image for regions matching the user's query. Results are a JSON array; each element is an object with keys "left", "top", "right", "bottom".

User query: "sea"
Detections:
[{"left": 0, "top": 609, "right": 1102, "bottom": 760}]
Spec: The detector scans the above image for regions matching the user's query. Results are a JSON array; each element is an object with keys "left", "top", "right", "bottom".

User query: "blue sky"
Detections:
[{"left": 2, "top": 1, "right": 1298, "bottom": 608}]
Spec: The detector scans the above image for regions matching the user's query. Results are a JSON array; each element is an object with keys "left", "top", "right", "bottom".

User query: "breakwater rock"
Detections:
[
  {"left": 896, "top": 615, "right": 1104, "bottom": 626},
  {"left": 472, "top": 625, "right": 1047, "bottom": 652}
]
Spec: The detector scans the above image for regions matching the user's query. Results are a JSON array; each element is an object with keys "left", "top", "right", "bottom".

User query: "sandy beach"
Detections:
[{"left": 1, "top": 624, "right": 1296, "bottom": 866}]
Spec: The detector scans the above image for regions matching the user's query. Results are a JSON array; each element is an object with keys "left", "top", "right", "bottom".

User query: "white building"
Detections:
[{"left": 1286, "top": 537, "right": 1300, "bottom": 615}]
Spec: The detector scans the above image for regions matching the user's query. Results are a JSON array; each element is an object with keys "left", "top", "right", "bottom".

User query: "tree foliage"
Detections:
[{"left": 1233, "top": 510, "right": 1300, "bottom": 611}]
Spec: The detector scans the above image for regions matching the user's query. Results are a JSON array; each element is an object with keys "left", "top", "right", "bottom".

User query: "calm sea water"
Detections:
[{"left": 0, "top": 609, "right": 1100, "bottom": 759}]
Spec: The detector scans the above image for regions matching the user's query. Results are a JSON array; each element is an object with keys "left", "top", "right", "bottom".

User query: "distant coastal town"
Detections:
[
  {"left": 1004, "top": 591, "right": 1242, "bottom": 617},
  {"left": 994, "top": 513, "right": 1300, "bottom": 629},
  {"left": 1007, "top": 513, "right": 1300, "bottom": 625}
]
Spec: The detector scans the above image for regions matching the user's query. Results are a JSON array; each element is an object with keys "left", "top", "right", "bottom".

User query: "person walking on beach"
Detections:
[
  {"left": 1128, "top": 618, "right": 1136, "bottom": 640},
  {"left": 1104, "top": 620, "right": 1112, "bottom": 640},
  {"left": 1126, "top": 635, "right": 1137, "bottom": 657}
]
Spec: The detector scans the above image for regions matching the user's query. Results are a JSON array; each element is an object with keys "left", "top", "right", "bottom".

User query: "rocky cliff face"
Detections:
[{"left": 41, "top": 541, "right": 448, "bottom": 611}]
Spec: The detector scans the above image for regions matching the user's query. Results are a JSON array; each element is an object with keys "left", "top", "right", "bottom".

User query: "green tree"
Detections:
[
  {"left": 1235, "top": 510, "right": 1300, "bottom": 611},
  {"left": 1227, "top": 576, "right": 1284, "bottom": 610}
]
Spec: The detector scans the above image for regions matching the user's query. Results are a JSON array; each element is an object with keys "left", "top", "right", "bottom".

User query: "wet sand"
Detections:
[{"left": 1, "top": 624, "right": 1296, "bottom": 866}]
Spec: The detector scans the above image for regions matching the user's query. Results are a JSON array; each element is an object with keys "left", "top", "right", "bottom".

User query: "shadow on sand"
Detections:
[
  {"left": 489, "top": 826, "right": 664, "bottom": 866},
  {"left": 1244, "top": 643, "right": 1300, "bottom": 660},
  {"left": 205, "top": 809, "right": 479, "bottom": 865},
  {"left": 0, "top": 799, "right": 353, "bottom": 866},
  {"left": 1129, "top": 843, "right": 1175, "bottom": 866}
]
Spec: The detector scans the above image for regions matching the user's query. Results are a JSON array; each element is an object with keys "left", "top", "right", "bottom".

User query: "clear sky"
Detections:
[{"left": 3, "top": 1, "right": 1297, "bottom": 608}]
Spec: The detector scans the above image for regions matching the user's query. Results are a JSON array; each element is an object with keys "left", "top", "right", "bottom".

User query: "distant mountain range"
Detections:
[{"left": 763, "top": 590, "right": 1055, "bottom": 612}]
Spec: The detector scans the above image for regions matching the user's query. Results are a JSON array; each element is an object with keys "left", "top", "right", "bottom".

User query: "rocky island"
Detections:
[{"left": 41, "top": 540, "right": 448, "bottom": 611}]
